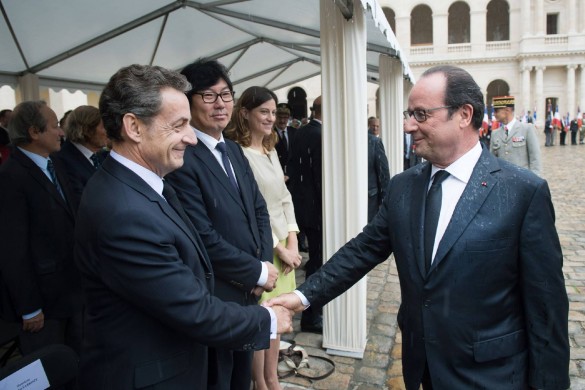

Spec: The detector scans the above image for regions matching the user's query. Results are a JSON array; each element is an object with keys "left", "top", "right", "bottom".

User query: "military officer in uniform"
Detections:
[{"left": 489, "top": 96, "right": 542, "bottom": 176}]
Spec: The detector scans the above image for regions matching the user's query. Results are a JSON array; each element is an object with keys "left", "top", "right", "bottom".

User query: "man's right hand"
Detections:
[
  {"left": 22, "top": 311, "right": 44, "bottom": 333},
  {"left": 265, "top": 292, "right": 305, "bottom": 313},
  {"left": 272, "top": 305, "right": 294, "bottom": 334},
  {"left": 262, "top": 262, "right": 278, "bottom": 292}
]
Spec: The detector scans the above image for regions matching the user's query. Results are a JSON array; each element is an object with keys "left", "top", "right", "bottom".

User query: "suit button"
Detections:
[
  {"left": 256, "top": 248, "right": 260, "bottom": 256},
  {"left": 205, "top": 273, "right": 212, "bottom": 280},
  {"left": 424, "top": 299, "right": 430, "bottom": 307}
]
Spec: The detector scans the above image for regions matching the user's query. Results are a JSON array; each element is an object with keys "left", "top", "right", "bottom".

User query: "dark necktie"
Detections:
[
  {"left": 215, "top": 142, "right": 239, "bottom": 192},
  {"left": 47, "top": 159, "right": 65, "bottom": 199},
  {"left": 90, "top": 153, "right": 101, "bottom": 169},
  {"left": 504, "top": 125, "right": 509, "bottom": 137},
  {"left": 281, "top": 130, "right": 288, "bottom": 150},
  {"left": 163, "top": 181, "right": 194, "bottom": 233},
  {"left": 424, "top": 170, "right": 450, "bottom": 273}
]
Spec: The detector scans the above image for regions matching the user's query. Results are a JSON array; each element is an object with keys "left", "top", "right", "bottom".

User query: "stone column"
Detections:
[
  {"left": 521, "top": 0, "right": 532, "bottom": 36},
  {"left": 580, "top": 65, "right": 585, "bottom": 114},
  {"left": 535, "top": 66, "right": 545, "bottom": 126},
  {"left": 17, "top": 73, "right": 40, "bottom": 101},
  {"left": 522, "top": 65, "right": 532, "bottom": 114},
  {"left": 567, "top": 65, "right": 576, "bottom": 116},
  {"left": 568, "top": 0, "right": 577, "bottom": 33},
  {"left": 535, "top": 0, "right": 544, "bottom": 35},
  {"left": 433, "top": 12, "right": 448, "bottom": 54},
  {"left": 470, "top": 8, "right": 487, "bottom": 51}
]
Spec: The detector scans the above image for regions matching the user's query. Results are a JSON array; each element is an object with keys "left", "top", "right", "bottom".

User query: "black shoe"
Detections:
[
  {"left": 301, "top": 322, "right": 323, "bottom": 334},
  {"left": 301, "top": 314, "right": 323, "bottom": 333}
]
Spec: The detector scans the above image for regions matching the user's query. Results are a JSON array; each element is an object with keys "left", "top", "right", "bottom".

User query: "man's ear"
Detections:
[
  {"left": 459, "top": 104, "right": 473, "bottom": 128},
  {"left": 28, "top": 126, "right": 40, "bottom": 141},
  {"left": 122, "top": 113, "right": 142, "bottom": 143}
]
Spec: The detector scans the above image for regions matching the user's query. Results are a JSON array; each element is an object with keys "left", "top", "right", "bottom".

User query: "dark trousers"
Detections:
[
  {"left": 571, "top": 131, "right": 578, "bottom": 145},
  {"left": 19, "top": 312, "right": 83, "bottom": 356},
  {"left": 207, "top": 348, "right": 253, "bottom": 390},
  {"left": 560, "top": 131, "right": 567, "bottom": 145}
]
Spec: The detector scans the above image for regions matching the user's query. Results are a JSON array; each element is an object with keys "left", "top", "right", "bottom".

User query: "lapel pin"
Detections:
[{"left": 481, "top": 181, "right": 487, "bottom": 187}]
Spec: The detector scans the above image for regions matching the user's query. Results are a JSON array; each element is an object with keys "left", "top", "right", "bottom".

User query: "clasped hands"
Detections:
[{"left": 264, "top": 292, "right": 306, "bottom": 334}]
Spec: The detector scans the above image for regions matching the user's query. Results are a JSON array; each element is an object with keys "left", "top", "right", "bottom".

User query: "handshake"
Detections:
[{"left": 263, "top": 293, "right": 306, "bottom": 334}]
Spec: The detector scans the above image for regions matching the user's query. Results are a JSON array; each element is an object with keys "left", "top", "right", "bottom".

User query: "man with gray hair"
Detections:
[
  {"left": 0, "top": 101, "right": 82, "bottom": 355},
  {"left": 74, "top": 64, "right": 292, "bottom": 389}
]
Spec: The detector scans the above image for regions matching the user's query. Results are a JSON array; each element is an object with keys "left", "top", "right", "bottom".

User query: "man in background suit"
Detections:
[
  {"left": 287, "top": 96, "right": 323, "bottom": 333},
  {"left": 268, "top": 65, "right": 569, "bottom": 389},
  {"left": 367, "top": 116, "right": 380, "bottom": 137},
  {"left": 52, "top": 105, "right": 108, "bottom": 209},
  {"left": 0, "top": 109, "right": 12, "bottom": 164},
  {"left": 490, "top": 95, "right": 542, "bottom": 176},
  {"left": 0, "top": 101, "right": 83, "bottom": 355},
  {"left": 274, "top": 103, "right": 296, "bottom": 181},
  {"left": 75, "top": 64, "right": 292, "bottom": 389},
  {"left": 367, "top": 132, "right": 390, "bottom": 222},
  {"left": 165, "top": 59, "right": 278, "bottom": 390}
]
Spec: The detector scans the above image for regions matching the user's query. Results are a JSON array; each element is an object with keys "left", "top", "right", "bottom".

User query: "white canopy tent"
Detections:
[
  {"left": 1, "top": 0, "right": 414, "bottom": 357},
  {"left": 0, "top": 0, "right": 413, "bottom": 93}
]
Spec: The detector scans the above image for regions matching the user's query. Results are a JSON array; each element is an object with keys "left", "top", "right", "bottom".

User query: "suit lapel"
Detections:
[
  {"left": 192, "top": 142, "right": 246, "bottom": 212},
  {"left": 104, "top": 158, "right": 213, "bottom": 274},
  {"left": 14, "top": 149, "right": 72, "bottom": 216},
  {"left": 430, "top": 148, "right": 500, "bottom": 271},
  {"left": 411, "top": 163, "right": 432, "bottom": 279}
]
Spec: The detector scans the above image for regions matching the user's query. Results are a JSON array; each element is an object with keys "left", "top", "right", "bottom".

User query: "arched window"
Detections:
[
  {"left": 287, "top": 87, "right": 307, "bottom": 120},
  {"left": 486, "top": 0, "right": 510, "bottom": 41},
  {"left": 486, "top": 79, "right": 510, "bottom": 111},
  {"left": 448, "top": 2, "right": 470, "bottom": 44},
  {"left": 411, "top": 5, "right": 433, "bottom": 45},
  {"left": 382, "top": 7, "right": 396, "bottom": 35}
]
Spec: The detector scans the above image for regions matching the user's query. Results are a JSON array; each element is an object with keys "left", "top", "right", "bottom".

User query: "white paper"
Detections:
[{"left": 0, "top": 359, "right": 50, "bottom": 390}]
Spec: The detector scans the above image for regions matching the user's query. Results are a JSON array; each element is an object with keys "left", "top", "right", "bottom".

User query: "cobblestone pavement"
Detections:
[{"left": 280, "top": 139, "right": 585, "bottom": 390}]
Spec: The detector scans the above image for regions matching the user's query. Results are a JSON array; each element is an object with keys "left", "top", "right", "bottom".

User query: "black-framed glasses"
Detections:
[
  {"left": 193, "top": 90, "right": 234, "bottom": 104},
  {"left": 403, "top": 106, "right": 452, "bottom": 123}
]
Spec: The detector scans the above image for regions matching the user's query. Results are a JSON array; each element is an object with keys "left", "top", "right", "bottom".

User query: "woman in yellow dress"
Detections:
[{"left": 225, "top": 86, "right": 302, "bottom": 390}]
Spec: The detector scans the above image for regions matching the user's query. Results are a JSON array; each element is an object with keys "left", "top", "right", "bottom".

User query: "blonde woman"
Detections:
[{"left": 225, "top": 86, "right": 301, "bottom": 390}]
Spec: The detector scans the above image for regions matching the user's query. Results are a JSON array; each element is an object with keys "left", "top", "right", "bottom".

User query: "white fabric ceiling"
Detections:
[{"left": 0, "top": 0, "right": 413, "bottom": 92}]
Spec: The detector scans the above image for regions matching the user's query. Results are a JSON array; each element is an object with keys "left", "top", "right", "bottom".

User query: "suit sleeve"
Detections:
[
  {"left": 235, "top": 144, "right": 273, "bottom": 263},
  {"left": 166, "top": 157, "right": 263, "bottom": 292},
  {"left": 526, "top": 125, "right": 542, "bottom": 176},
  {"left": 298, "top": 181, "right": 394, "bottom": 307},
  {"left": 93, "top": 207, "right": 271, "bottom": 350},
  {"left": 520, "top": 180, "right": 569, "bottom": 389},
  {"left": 0, "top": 173, "right": 43, "bottom": 318}
]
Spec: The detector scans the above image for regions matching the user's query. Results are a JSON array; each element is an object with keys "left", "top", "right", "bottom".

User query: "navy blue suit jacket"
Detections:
[
  {"left": 367, "top": 134, "right": 390, "bottom": 222},
  {"left": 0, "top": 147, "right": 81, "bottom": 321},
  {"left": 165, "top": 137, "right": 272, "bottom": 305},
  {"left": 75, "top": 157, "right": 271, "bottom": 389},
  {"left": 299, "top": 146, "right": 569, "bottom": 389},
  {"left": 52, "top": 140, "right": 106, "bottom": 210}
]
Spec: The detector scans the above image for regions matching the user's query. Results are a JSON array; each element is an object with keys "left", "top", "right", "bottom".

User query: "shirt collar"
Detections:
[
  {"left": 109, "top": 150, "right": 164, "bottom": 197},
  {"left": 194, "top": 127, "right": 226, "bottom": 152},
  {"left": 72, "top": 142, "right": 94, "bottom": 159},
  {"left": 430, "top": 141, "right": 482, "bottom": 185},
  {"left": 18, "top": 147, "right": 50, "bottom": 171}
]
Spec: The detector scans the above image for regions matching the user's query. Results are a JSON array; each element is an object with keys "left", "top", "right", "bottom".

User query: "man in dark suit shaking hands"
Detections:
[
  {"left": 268, "top": 65, "right": 570, "bottom": 390},
  {"left": 165, "top": 59, "right": 278, "bottom": 390},
  {"left": 74, "top": 64, "right": 292, "bottom": 389}
]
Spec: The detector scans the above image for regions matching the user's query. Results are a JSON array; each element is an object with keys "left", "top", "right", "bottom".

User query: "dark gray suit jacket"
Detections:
[
  {"left": 299, "top": 146, "right": 569, "bottom": 390},
  {"left": 75, "top": 157, "right": 271, "bottom": 389}
]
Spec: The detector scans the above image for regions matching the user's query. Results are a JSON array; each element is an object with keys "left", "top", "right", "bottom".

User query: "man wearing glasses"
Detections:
[
  {"left": 268, "top": 65, "right": 569, "bottom": 389},
  {"left": 165, "top": 59, "right": 278, "bottom": 390}
]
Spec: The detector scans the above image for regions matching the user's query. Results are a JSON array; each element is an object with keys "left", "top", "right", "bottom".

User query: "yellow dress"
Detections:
[{"left": 259, "top": 239, "right": 297, "bottom": 303}]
